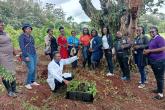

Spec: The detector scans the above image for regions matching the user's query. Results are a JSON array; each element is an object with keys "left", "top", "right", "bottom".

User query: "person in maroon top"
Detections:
[{"left": 144, "top": 26, "right": 165, "bottom": 100}]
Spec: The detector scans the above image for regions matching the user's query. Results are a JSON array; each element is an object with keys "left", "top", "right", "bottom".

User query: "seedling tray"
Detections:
[
  {"left": 66, "top": 80, "right": 96, "bottom": 102},
  {"left": 66, "top": 91, "right": 94, "bottom": 102}
]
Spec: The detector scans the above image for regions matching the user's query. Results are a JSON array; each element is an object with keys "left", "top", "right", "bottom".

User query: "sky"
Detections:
[{"left": 40, "top": 0, "right": 165, "bottom": 23}]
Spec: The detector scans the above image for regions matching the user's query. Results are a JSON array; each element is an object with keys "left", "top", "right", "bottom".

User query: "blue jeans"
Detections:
[
  {"left": 25, "top": 54, "right": 37, "bottom": 84},
  {"left": 137, "top": 66, "right": 147, "bottom": 84},
  {"left": 82, "top": 46, "right": 91, "bottom": 68}
]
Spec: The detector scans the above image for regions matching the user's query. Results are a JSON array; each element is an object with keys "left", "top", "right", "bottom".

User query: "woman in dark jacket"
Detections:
[
  {"left": 101, "top": 26, "right": 114, "bottom": 76},
  {"left": 133, "top": 26, "right": 149, "bottom": 88},
  {"left": 44, "top": 28, "right": 58, "bottom": 60},
  {"left": 89, "top": 29, "right": 103, "bottom": 69}
]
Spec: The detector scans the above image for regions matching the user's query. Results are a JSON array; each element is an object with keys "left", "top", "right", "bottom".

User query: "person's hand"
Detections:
[
  {"left": 121, "top": 45, "right": 125, "bottom": 49},
  {"left": 25, "top": 57, "right": 30, "bottom": 62},
  {"left": 89, "top": 48, "right": 93, "bottom": 52},
  {"left": 134, "top": 45, "right": 140, "bottom": 49},
  {"left": 143, "top": 49, "right": 151, "bottom": 55},
  {"left": 63, "top": 80, "right": 70, "bottom": 85}
]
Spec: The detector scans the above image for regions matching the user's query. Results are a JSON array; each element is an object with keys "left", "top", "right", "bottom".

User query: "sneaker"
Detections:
[
  {"left": 154, "top": 93, "right": 164, "bottom": 100},
  {"left": 31, "top": 82, "right": 40, "bottom": 86},
  {"left": 106, "top": 73, "right": 114, "bottom": 77},
  {"left": 121, "top": 77, "right": 130, "bottom": 81},
  {"left": 25, "top": 84, "right": 32, "bottom": 89},
  {"left": 138, "top": 80, "right": 148, "bottom": 84},
  {"left": 138, "top": 84, "right": 145, "bottom": 88},
  {"left": 8, "top": 91, "right": 17, "bottom": 98}
]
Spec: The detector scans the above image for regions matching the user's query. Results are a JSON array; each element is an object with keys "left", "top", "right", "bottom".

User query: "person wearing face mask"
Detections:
[
  {"left": 0, "top": 20, "right": 18, "bottom": 97},
  {"left": 114, "top": 31, "right": 131, "bottom": 80},
  {"left": 19, "top": 23, "right": 40, "bottom": 90},
  {"left": 44, "top": 28, "right": 58, "bottom": 60},
  {"left": 47, "top": 51, "right": 78, "bottom": 92},
  {"left": 144, "top": 26, "right": 165, "bottom": 100},
  {"left": 133, "top": 26, "right": 149, "bottom": 88}
]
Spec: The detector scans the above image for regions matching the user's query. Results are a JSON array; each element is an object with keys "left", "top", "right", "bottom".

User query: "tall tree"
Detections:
[{"left": 79, "top": 0, "right": 164, "bottom": 37}]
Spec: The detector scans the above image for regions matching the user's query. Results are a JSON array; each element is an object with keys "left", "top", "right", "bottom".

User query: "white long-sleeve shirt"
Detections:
[{"left": 47, "top": 56, "right": 78, "bottom": 90}]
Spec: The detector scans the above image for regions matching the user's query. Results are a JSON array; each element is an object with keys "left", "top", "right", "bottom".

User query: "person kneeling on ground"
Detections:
[{"left": 47, "top": 51, "right": 78, "bottom": 92}]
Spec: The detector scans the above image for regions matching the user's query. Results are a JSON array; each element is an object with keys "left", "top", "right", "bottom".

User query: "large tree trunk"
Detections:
[{"left": 79, "top": 0, "right": 143, "bottom": 38}]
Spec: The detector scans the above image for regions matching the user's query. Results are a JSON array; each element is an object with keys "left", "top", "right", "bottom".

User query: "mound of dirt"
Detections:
[{"left": 0, "top": 54, "right": 165, "bottom": 110}]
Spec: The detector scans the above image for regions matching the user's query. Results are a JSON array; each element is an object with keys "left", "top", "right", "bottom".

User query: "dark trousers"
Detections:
[
  {"left": 82, "top": 46, "right": 91, "bottom": 68},
  {"left": 53, "top": 77, "right": 73, "bottom": 91},
  {"left": 104, "top": 49, "right": 113, "bottom": 73},
  {"left": 150, "top": 59, "right": 165, "bottom": 93},
  {"left": 117, "top": 55, "right": 130, "bottom": 79},
  {"left": 2, "top": 79, "right": 16, "bottom": 93}
]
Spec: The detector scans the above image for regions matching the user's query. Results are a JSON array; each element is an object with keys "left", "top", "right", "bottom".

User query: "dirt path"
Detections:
[{"left": 0, "top": 54, "right": 165, "bottom": 110}]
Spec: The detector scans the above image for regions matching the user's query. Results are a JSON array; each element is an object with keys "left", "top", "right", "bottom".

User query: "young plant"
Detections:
[{"left": 0, "top": 65, "right": 15, "bottom": 82}]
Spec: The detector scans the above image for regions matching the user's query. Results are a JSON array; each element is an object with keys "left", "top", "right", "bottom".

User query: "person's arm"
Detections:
[
  {"left": 19, "top": 35, "right": 28, "bottom": 58},
  {"left": 61, "top": 56, "right": 78, "bottom": 65},
  {"left": 122, "top": 38, "right": 131, "bottom": 49},
  {"left": 45, "top": 35, "right": 50, "bottom": 46},
  {"left": 139, "top": 36, "right": 149, "bottom": 49},
  {"left": 144, "top": 47, "right": 165, "bottom": 55}
]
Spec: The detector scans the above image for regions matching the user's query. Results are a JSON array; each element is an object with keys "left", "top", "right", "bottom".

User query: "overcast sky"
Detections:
[{"left": 40, "top": 0, "right": 165, "bottom": 23}]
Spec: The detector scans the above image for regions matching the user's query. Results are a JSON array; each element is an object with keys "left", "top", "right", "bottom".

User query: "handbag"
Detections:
[{"left": 44, "top": 45, "right": 51, "bottom": 55}]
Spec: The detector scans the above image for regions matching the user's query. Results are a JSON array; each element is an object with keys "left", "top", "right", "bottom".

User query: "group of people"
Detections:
[{"left": 0, "top": 19, "right": 165, "bottom": 100}]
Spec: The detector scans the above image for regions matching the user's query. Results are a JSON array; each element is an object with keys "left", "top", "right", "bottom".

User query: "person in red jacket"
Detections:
[
  {"left": 57, "top": 27, "right": 68, "bottom": 59},
  {"left": 80, "top": 27, "right": 92, "bottom": 68}
]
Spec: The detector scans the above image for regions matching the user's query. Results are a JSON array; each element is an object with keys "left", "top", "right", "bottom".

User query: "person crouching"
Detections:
[{"left": 47, "top": 51, "right": 78, "bottom": 92}]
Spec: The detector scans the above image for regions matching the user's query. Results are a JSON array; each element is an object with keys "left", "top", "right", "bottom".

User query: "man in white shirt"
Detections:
[{"left": 47, "top": 51, "right": 78, "bottom": 92}]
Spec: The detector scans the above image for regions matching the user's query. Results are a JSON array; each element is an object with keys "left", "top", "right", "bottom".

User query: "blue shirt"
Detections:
[
  {"left": 67, "top": 36, "right": 79, "bottom": 47},
  {"left": 19, "top": 33, "right": 36, "bottom": 58}
]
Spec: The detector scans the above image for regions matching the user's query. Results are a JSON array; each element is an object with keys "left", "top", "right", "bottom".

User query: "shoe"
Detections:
[
  {"left": 121, "top": 77, "right": 130, "bottom": 81},
  {"left": 25, "top": 84, "right": 32, "bottom": 89},
  {"left": 106, "top": 73, "right": 114, "bottom": 77},
  {"left": 8, "top": 91, "right": 17, "bottom": 98},
  {"left": 154, "top": 94, "right": 164, "bottom": 100},
  {"left": 138, "top": 80, "right": 148, "bottom": 84},
  {"left": 31, "top": 82, "right": 40, "bottom": 86},
  {"left": 138, "top": 84, "right": 145, "bottom": 88}
]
